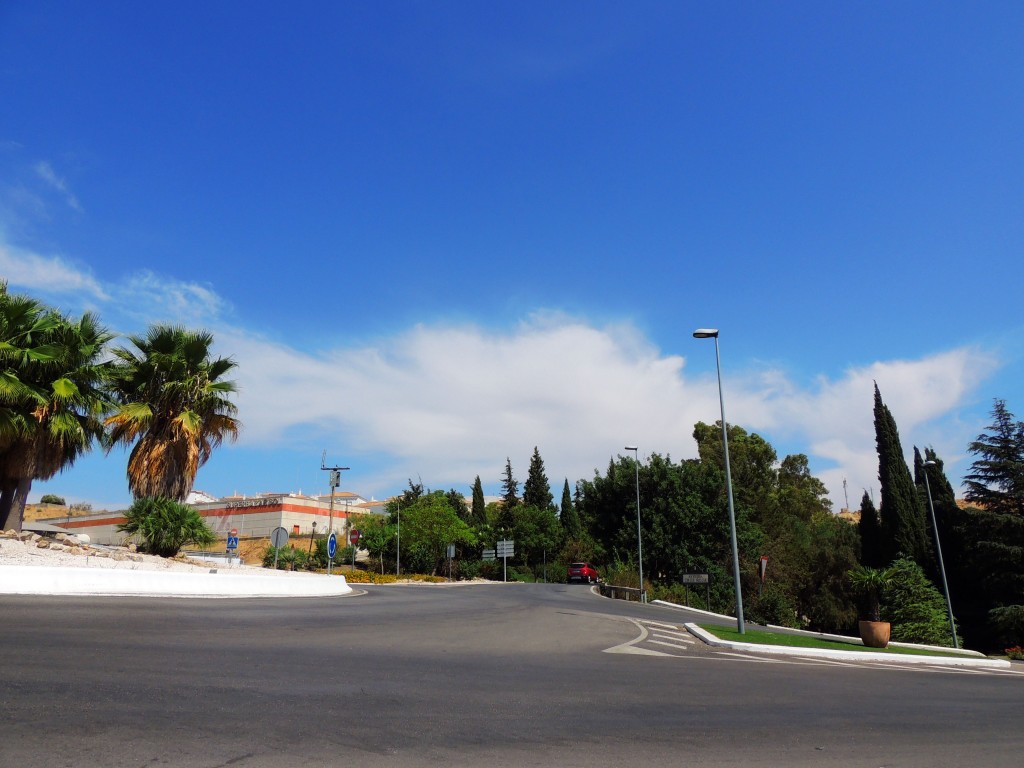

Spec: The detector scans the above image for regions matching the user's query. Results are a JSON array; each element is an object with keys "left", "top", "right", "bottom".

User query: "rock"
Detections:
[
  {"left": 37, "top": 540, "right": 50, "bottom": 549},
  {"left": 112, "top": 552, "right": 128, "bottom": 561},
  {"left": 93, "top": 551, "right": 109, "bottom": 558},
  {"left": 19, "top": 531, "right": 35, "bottom": 542},
  {"left": 50, "top": 543, "right": 66, "bottom": 551},
  {"left": 69, "top": 546, "right": 82, "bottom": 555}
]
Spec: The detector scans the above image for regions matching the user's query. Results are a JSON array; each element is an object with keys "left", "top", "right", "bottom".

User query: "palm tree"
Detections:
[
  {"left": 105, "top": 325, "right": 240, "bottom": 501},
  {"left": 1, "top": 283, "right": 113, "bottom": 531}
]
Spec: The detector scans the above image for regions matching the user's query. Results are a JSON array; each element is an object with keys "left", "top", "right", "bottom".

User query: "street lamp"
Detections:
[
  {"left": 923, "top": 459, "right": 958, "bottom": 649},
  {"left": 693, "top": 328, "right": 745, "bottom": 634},
  {"left": 625, "top": 445, "right": 644, "bottom": 603},
  {"left": 396, "top": 499, "right": 401, "bottom": 576}
]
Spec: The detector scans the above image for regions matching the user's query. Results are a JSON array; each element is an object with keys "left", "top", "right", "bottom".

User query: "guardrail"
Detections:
[{"left": 600, "top": 583, "right": 644, "bottom": 601}]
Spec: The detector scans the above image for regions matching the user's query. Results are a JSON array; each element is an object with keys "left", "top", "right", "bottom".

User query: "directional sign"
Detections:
[
  {"left": 327, "top": 531, "right": 338, "bottom": 559},
  {"left": 482, "top": 549, "right": 496, "bottom": 561},
  {"left": 270, "top": 526, "right": 288, "bottom": 549},
  {"left": 681, "top": 573, "right": 709, "bottom": 585},
  {"left": 496, "top": 539, "right": 515, "bottom": 557}
]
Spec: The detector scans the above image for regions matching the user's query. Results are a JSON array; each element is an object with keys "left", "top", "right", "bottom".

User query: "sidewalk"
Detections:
[
  {"left": 650, "top": 598, "right": 1010, "bottom": 669},
  {"left": 0, "top": 536, "right": 352, "bottom": 598}
]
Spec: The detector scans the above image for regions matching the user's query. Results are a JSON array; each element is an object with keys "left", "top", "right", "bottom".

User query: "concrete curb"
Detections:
[
  {"left": 685, "top": 623, "right": 1010, "bottom": 668},
  {"left": 0, "top": 565, "right": 353, "bottom": 598}
]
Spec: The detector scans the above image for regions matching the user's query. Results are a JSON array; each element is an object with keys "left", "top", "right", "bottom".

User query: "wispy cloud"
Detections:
[
  {"left": 114, "top": 271, "right": 228, "bottom": 328},
  {"left": 34, "top": 161, "right": 82, "bottom": 212},
  {"left": 0, "top": 239, "right": 107, "bottom": 299}
]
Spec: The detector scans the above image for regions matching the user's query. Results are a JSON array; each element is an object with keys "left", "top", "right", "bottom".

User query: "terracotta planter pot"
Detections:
[{"left": 859, "top": 620, "right": 891, "bottom": 649}]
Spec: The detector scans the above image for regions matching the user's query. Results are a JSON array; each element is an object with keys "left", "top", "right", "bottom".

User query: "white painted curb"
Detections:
[
  {"left": 685, "top": 623, "right": 1010, "bottom": 668},
  {"left": 0, "top": 565, "right": 352, "bottom": 598}
]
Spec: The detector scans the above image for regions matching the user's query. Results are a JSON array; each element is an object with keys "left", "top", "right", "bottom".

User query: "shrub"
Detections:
[
  {"left": 118, "top": 497, "right": 216, "bottom": 557},
  {"left": 883, "top": 558, "right": 957, "bottom": 646},
  {"left": 748, "top": 582, "right": 800, "bottom": 628},
  {"left": 39, "top": 494, "right": 66, "bottom": 505},
  {"left": 989, "top": 605, "right": 1024, "bottom": 647},
  {"left": 1005, "top": 646, "right": 1024, "bottom": 660},
  {"left": 263, "top": 545, "right": 309, "bottom": 570}
]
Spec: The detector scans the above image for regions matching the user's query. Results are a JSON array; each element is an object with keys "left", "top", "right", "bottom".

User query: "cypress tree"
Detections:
[
  {"left": 874, "top": 383, "right": 931, "bottom": 568},
  {"left": 471, "top": 475, "right": 487, "bottom": 527},
  {"left": 858, "top": 491, "right": 884, "bottom": 567},
  {"left": 523, "top": 446, "right": 554, "bottom": 511},
  {"left": 560, "top": 478, "right": 582, "bottom": 540}
]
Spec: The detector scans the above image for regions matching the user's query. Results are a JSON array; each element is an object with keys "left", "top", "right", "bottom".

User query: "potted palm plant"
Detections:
[{"left": 848, "top": 565, "right": 895, "bottom": 648}]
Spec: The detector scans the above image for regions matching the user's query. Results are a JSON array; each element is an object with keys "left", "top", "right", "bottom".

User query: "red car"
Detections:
[{"left": 567, "top": 562, "right": 599, "bottom": 584}]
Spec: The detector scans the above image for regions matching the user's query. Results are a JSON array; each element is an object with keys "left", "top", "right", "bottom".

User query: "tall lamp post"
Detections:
[
  {"left": 923, "top": 459, "right": 958, "bottom": 649},
  {"left": 693, "top": 328, "right": 745, "bottom": 634},
  {"left": 625, "top": 445, "right": 644, "bottom": 603},
  {"left": 396, "top": 499, "right": 401, "bottom": 576}
]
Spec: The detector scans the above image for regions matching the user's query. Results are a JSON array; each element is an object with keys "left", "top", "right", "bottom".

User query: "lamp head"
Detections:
[
  {"left": 625, "top": 445, "right": 638, "bottom": 451},
  {"left": 925, "top": 459, "right": 937, "bottom": 467},
  {"left": 693, "top": 328, "right": 719, "bottom": 338}
]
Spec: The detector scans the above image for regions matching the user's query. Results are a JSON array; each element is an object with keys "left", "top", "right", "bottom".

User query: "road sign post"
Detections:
[
  {"left": 681, "top": 573, "right": 710, "bottom": 610},
  {"left": 327, "top": 531, "right": 337, "bottom": 575},
  {"left": 496, "top": 539, "right": 514, "bottom": 582},
  {"left": 270, "top": 526, "right": 288, "bottom": 570},
  {"left": 349, "top": 529, "right": 361, "bottom": 568}
]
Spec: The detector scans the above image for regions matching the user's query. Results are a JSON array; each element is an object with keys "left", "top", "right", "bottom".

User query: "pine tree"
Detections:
[
  {"left": 874, "top": 383, "right": 931, "bottom": 568},
  {"left": 471, "top": 475, "right": 487, "bottom": 527},
  {"left": 560, "top": 478, "right": 581, "bottom": 540},
  {"left": 964, "top": 399, "right": 1024, "bottom": 516},
  {"left": 858, "top": 491, "right": 883, "bottom": 567},
  {"left": 497, "top": 458, "right": 518, "bottom": 532},
  {"left": 523, "top": 446, "right": 554, "bottom": 511}
]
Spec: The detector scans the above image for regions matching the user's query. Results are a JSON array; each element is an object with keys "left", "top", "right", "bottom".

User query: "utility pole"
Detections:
[{"left": 320, "top": 452, "right": 349, "bottom": 536}]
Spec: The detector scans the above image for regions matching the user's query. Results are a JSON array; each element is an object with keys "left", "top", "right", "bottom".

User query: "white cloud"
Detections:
[
  {"left": 218, "top": 316, "right": 997, "bottom": 506},
  {"left": 34, "top": 161, "right": 82, "bottom": 212},
  {"left": 0, "top": 239, "right": 108, "bottom": 299},
  {"left": 0, "top": 233, "right": 997, "bottom": 506}
]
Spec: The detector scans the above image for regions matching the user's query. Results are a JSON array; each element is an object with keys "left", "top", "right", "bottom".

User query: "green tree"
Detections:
[
  {"left": 445, "top": 488, "right": 470, "bottom": 522},
  {"left": 497, "top": 457, "right": 518, "bottom": 532},
  {"left": 694, "top": 421, "right": 777, "bottom": 524},
  {"left": 858, "top": 491, "right": 883, "bottom": 567},
  {"left": 105, "top": 325, "right": 240, "bottom": 501},
  {"left": 559, "top": 479, "right": 581, "bottom": 539},
  {"left": 471, "top": 475, "right": 487, "bottom": 526},
  {"left": 964, "top": 399, "right": 1024, "bottom": 516},
  {"left": 359, "top": 515, "right": 395, "bottom": 574},
  {"left": 882, "top": 558, "right": 958, "bottom": 646},
  {"left": 401, "top": 491, "right": 476, "bottom": 575},
  {"left": 0, "top": 287, "right": 113, "bottom": 532},
  {"left": 39, "top": 494, "right": 66, "bottom": 505},
  {"left": 522, "top": 446, "right": 554, "bottom": 511},
  {"left": 873, "top": 383, "right": 931, "bottom": 568},
  {"left": 118, "top": 496, "right": 215, "bottom": 557},
  {"left": 511, "top": 503, "right": 561, "bottom": 569}
]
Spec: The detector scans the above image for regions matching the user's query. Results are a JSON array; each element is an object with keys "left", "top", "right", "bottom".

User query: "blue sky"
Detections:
[{"left": 2, "top": 2, "right": 1021, "bottom": 511}]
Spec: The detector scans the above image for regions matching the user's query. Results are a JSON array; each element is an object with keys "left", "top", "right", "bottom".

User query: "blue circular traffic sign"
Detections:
[{"left": 327, "top": 531, "right": 337, "bottom": 559}]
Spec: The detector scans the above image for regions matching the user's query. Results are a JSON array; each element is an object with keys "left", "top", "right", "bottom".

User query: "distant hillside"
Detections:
[{"left": 23, "top": 504, "right": 109, "bottom": 522}]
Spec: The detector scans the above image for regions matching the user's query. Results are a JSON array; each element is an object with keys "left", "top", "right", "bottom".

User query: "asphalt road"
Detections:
[{"left": 1, "top": 583, "right": 1021, "bottom": 767}]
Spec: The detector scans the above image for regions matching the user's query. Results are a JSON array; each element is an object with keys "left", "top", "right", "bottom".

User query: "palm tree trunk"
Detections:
[{"left": 0, "top": 477, "right": 32, "bottom": 533}]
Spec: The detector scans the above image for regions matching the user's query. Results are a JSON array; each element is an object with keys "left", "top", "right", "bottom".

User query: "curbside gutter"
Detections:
[
  {"left": 685, "top": 623, "right": 1010, "bottom": 668},
  {"left": 0, "top": 565, "right": 353, "bottom": 598}
]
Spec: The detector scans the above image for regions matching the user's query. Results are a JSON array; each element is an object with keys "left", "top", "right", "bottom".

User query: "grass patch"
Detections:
[{"left": 697, "top": 624, "right": 968, "bottom": 658}]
